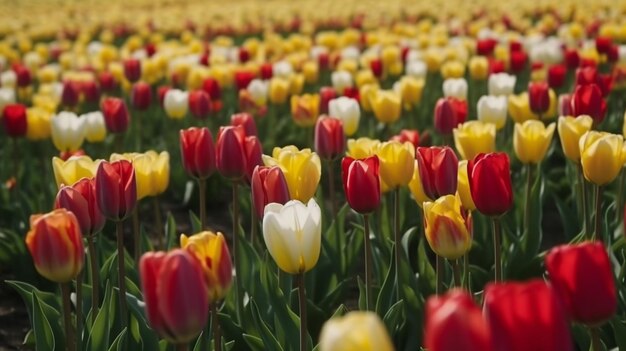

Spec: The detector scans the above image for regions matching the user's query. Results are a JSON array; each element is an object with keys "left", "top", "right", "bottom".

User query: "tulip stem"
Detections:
[
  {"left": 452, "top": 259, "right": 461, "bottom": 287},
  {"left": 153, "top": 197, "right": 164, "bottom": 250},
  {"left": 60, "top": 282, "right": 75, "bottom": 351},
  {"left": 436, "top": 255, "right": 444, "bottom": 294},
  {"left": 590, "top": 327, "right": 601, "bottom": 351},
  {"left": 492, "top": 217, "right": 502, "bottom": 282},
  {"left": 523, "top": 164, "right": 533, "bottom": 234},
  {"left": 593, "top": 185, "right": 603, "bottom": 241},
  {"left": 116, "top": 221, "right": 128, "bottom": 328},
  {"left": 232, "top": 182, "right": 243, "bottom": 323},
  {"left": 199, "top": 179, "right": 207, "bottom": 230},
  {"left": 132, "top": 209, "right": 140, "bottom": 263},
  {"left": 114, "top": 133, "right": 124, "bottom": 153},
  {"left": 211, "top": 302, "right": 222, "bottom": 351},
  {"left": 394, "top": 188, "right": 402, "bottom": 300},
  {"left": 250, "top": 204, "right": 258, "bottom": 249},
  {"left": 297, "top": 272, "right": 307, "bottom": 351},
  {"left": 578, "top": 163, "right": 590, "bottom": 238},
  {"left": 326, "top": 160, "right": 338, "bottom": 223},
  {"left": 75, "top": 271, "right": 83, "bottom": 350},
  {"left": 463, "top": 253, "right": 470, "bottom": 291},
  {"left": 87, "top": 235, "right": 99, "bottom": 323},
  {"left": 175, "top": 343, "right": 188, "bottom": 351},
  {"left": 363, "top": 214, "right": 372, "bottom": 311},
  {"left": 617, "top": 169, "right": 625, "bottom": 225}
]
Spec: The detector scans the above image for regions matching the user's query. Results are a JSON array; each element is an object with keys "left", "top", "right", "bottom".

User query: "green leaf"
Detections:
[
  {"left": 376, "top": 249, "right": 396, "bottom": 316},
  {"left": 248, "top": 299, "right": 284, "bottom": 351},
  {"left": 125, "top": 291, "right": 160, "bottom": 351},
  {"left": 165, "top": 213, "right": 177, "bottom": 250},
  {"left": 86, "top": 282, "right": 113, "bottom": 351},
  {"left": 357, "top": 276, "right": 366, "bottom": 311},
  {"left": 242, "top": 334, "right": 265, "bottom": 351},
  {"left": 383, "top": 300, "right": 404, "bottom": 335},
  {"left": 107, "top": 328, "right": 127, "bottom": 351},
  {"left": 189, "top": 210, "right": 202, "bottom": 234},
  {"left": 32, "top": 294, "right": 55, "bottom": 351},
  {"left": 416, "top": 238, "right": 436, "bottom": 295},
  {"left": 612, "top": 317, "right": 626, "bottom": 350}
]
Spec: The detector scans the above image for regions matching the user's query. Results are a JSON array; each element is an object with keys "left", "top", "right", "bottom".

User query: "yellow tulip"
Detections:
[
  {"left": 376, "top": 141, "right": 415, "bottom": 189},
  {"left": 508, "top": 92, "right": 538, "bottom": 124},
  {"left": 319, "top": 311, "right": 394, "bottom": 351},
  {"left": 52, "top": 156, "right": 101, "bottom": 188},
  {"left": 346, "top": 138, "right": 381, "bottom": 159},
  {"left": 440, "top": 60, "right": 465, "bottom": 79},
  {"left": 289, "top": 73, "right": 305, "bottom": 95},
  {"left": 25, "top": 107, "right": 51, "bottom": 141},
  {"left": 381, "top": 46, "right": 401, "bottom": 68},
  {"left": 263, "top": 146, "right": 321, "bottom": 202},
  {"left": 290, "top": 94, "right": 320, "bottom": 127},
  {"left": 302, "top": 61, "right": 319, "bottom": 84},
  {"left": 180, "top": 231, "right": 232, "bottom": 300},
  {"left": 408, "top": 160, "right": 432, "bottom": 207},
  {"left": 111, "top": 151, "right": 170, "bottom": 199},
  {"left": 424, "top": 48, "right": 445, "bottom": 72},
  {"left": 513, "top": 121, "right": 556, "bottom": 164},
  {"left": 579, "top": 131, "right": 623, "bottom": 186},
  {"left": 557, "top": 115, "right": 593, "bottom": 162},
  {"left": 469, "top": 56, "right": 489, "bottom": 80},
  {"left": 423, "top": 195, "right": 471, "bottom": 259},
  {"left": 371, "top": 90, "right": 401, "bottom": 124},
  {"left": 396, "top": 76, "right": 424, "bottom": 110},
  {"left": 355, "top": 70, "right": 377, "bottom": 88},
  {"left": 457, "top": 160, "right": 476, "bottom": 211},
  {"left": 453, "top": 121, "right": 496, "bottom": 160},
  {"left": 359, "top": 83, "right": 379, "bottom": 112},
  {"left": 269, "top": 77, "right": 290, "bottom": 104}
]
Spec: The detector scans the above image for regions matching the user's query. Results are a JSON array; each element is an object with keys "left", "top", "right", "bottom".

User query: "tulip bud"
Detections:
[
  {"left": 579, "top": 131, "right": 623, "bottom": 186},
  {"left": 164, "top": 89, "right": 189, "bottom": 119},
  {"left": 139, "top": 250, "right": 208, "bottom": 343},
  {"left": 331, "top": 70, "right": 353, "bottom": 94},
  {"left": 548, "top": 65, "right": 566, "bottom": 89},
  {"left": 25, "top": 208, "right": 84, "bottom": 283},
  {"left": 263, "top": 146, "right": 322, "bottom": 202},
  {"left": 416, "top": 146, "right": 458, "bottom": 199},
  {"left": 61, "top": 80, "right": 80, "bottom": 108},
  {"left": 453, "top": 121, "right": 496, "bottom": 160},
  {"left": 180, "top": 231, "right": 233, "bottom": 300},
  {"left": 231, "top": 113, "right": 257, "bottom": 136},
  {"left": 558, "top": 94, "right": 572, "bottom": 117},
  {"left": 477, "top": 38, "right": 496, "bottom": 56},
  {"left": 425, "top": 289, "right": 493, "bottom": 351},
  {"left": 469, "top": 56, "right": 489, "bottom": 80},
  {"left": 188, "top": 90, "right": 211, "bottom": 120},
  {"left": 513, "top": 120, "right": 555, "bottom": 164},
  {"left": 131, "top": 82, "right": 152, "bottom": 111},
  {"left": 546, "top": 241, "right": 617, "bottom": 326},
  {"left": 434, "top": 98, "right": 459, "bottom": 135},
  {"left": 55, "top": 178, "right": 104, "bottom": 235},
  {"left": 95, "top": 160, "right": 137, "bottom": 221},
  {"left": 467, "top": 152, "right": 513, "bottom": 216},
  {"left": 315, "top": 117, "right": 345, "bottom": 161},
  {"left": 342, "top": 156, "right": 380, "bottom": 214},
  {"left": 251, "top": 166, "right": 291, "bottom": 218},
  {"left": 123, "top": 58, "right": 141, "bottom": 83},
  {"left": 509, "top": 51, "right": 527, "bottom": 73},
  {"left": 25, "top": 107, "right": 51, "bottom": 141},
  {"left": 202, "top": 78, "right": 221, "bottom": 100},
  {"left": 82, "top": 111, "right": 107, "bottom": 143},
  {"left": 328, "top": 96, "right": 360, "bottom": 136},
  {"left": 157, "top": 85, "right": 171, "bottom": 107},
  {"left": 376, "top": 141, "right": 415, "bottom": 189},
  {"left": 262, "top": 199, "right": 321, "bottom": 274},
  {"left": 564, "top": 49, "right": 580, "bottom": 70},
  {"left": 2, "top": 103, "right": 27, "bottom": 137},
  {"left": 570, "top": 84, "right": 606, "bottom": 124},
  {"left": 216, "top": 126, "right": 247, "bottom": 180},
  {"left": 179, "top": 127, "right": 216, "bottom": 180},
  {"left": 423, "top": 195, "right": 471, "bottom": 259},
  {"left": 528, "top": 82, "right": 550, "bottom": 115},
  {"left": 101, "top": 97, "right": 130, "bottom": 133},
  {"left": 111, "top": 151, "right": 170, "bottom": 200},
  {"left": 319, "top": 311, "right": 393, "bottom": 351},
  {"left": 477, "top": 95, "right": 507, "bottom": 130},
  {"left": 51, "top": 111, "right": 86, "bottom": 152},
  {"left": 347, "top": 137, "right": 381, "bottom": 159}
]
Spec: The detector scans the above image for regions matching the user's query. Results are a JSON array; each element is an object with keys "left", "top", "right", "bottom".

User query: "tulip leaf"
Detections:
[
  {"left": 242, "top": 334, "right": 265, "bottom": 351},
  {"left": 416, "top": 237, "right": 436, "bottom": 295},
  {"left": 32, "top": 294, "right": 55, "bottom": 351},
  {"left": 376, "top": 248, "right": 396, "bottom": 315},
  {"left": 189, "top": 210, "right": 202, "bottom": 234},
  {"left": 383, "top": 300, "right": 404, "bottom": 335},
  {"left": 165, "top": 212, "right": 177, "bottom": 250},
  {"left": 357, "top": 276, "right": 367, "bottom": 311},
  {"left": 612, "top": 317, "right": 626, "bottom": 350},
  {"left": 124, "top": 290, "right": 160, "bottom": 351},
  {"left": 106, "top": 328, "right": 127, "bottom": 351},
  {"left": 248, "top": 299, "right": 284, "bottom": 351},
  {"left": 87, "top": 282, "right": 113, "bottom": 351}
]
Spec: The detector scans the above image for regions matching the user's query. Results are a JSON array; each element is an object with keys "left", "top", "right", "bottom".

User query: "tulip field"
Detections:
[{"left": 4, "top": 0, "right": 626, "bottom": 350}]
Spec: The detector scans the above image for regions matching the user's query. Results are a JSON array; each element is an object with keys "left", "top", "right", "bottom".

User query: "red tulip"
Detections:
[
  {"left": 607, "top": 45, "right": 619, "bottom": 63},
  {"left": 14, "top": 64, "right": 31, "bottom": 87},
  {"left": 390, "top": 129, "right": 420, "bottom": 150},
  {"left": 139, "top": 250, "right": 208, "bottom": 343},
  {"left": 123, "top": 58, "right": 141, "bottom": 83},
  {"left": 576, "top": 66, "right": 598, "bottom": 86},
  {"left": 546, "top": 241, "right": 617, "bottom": 326},
  {"left": 157, "top": 86, "right": 171, "bottom": 107},
  {"left": 131, "top": 82, "right": 152, "bottom": 111},
  {"left": 2, "top": 103, "right": 27, "bottom": 137},
  {"left": 489, "top": 59, "right": 505, "bottom": 74},
  {"left": 98, "top": 71, "right": 117, "bottom": 92},
  {"left": 231, "top": 113, "right": 257, "bottom": 136},
  {"left": 315, "top": 117, "right": 345, "bottom": 160},
  {"left": 570, "top": 84, "right": 606, "bottom": 124},
  {"left": 558, "top": 94, "right": 572, "bottom": 116},
  {"left": 238, "top": 47, "right": 250, "bottom": 63},
  {"left": 260, "top": 63, "right": 273, "bottom": 80},
  {"left": 467, "top": 153, "right": 513, "bottom": 217},
  {"left": 216, "top": 126, "right": 250, "bottom": 180},
  {"left": 318, "top": 52, "right": 330, "bottom": 70},
  {"left": 564, "top": 49, "right": 580, "bottom": 70},
  {"left": 598, "top": 74, "right": 612, "bottom": 97},
  {"left": 595, "top": 36, "right": 612, "bottom": 55},
  {"left": 61, "top": 80, "right": 80, "bottom": 108},
  {"left": 416, "top": 146, "right": 458, "bottom": 199},
  {"left": 234, "top": 71, "right": 255, "bottom": 91},
  {"left": 370, "top": 58, "right": 383, "bottom": 78},
  {"left": 59, "top": 149, "right": 86, "bottom": 161},
  {"left": 425, "top": 289, "right": 493, "bottom": 351},
  {"left": 343, "top": 86, "right": 360, "bottom": 101},
  {"left": 483, "top": 280, "right": 573, "bottom": 351},
  {"left": 451, "top": 98, "right": 467, "bottom": 124},
  {"left": 547, "top": 65, "right": 566, "bottom": 89},
  {"left": 179, "top": 127, "right": 216, "bottom": 179},
  {"left": 188, "top": 90, "right": 211, "bottom": 120},
  {"left": 145, "top": 43, "right": 156, "bottom": 57},
  {"left": 434, "top": 98, "right": 459, "bottom": 135},
  {"left": 101, "top": 97, "right": 130, "bottom": 133},
  {"left": 95, "top": 160, "right": 137, "bottom": 221},
  {"left": 81, "top": 81, "right": 100, "bottom": 103},
  {"left": 202, "top": 78, "right": 221, "bottom": 100},
  {"left": 55, "top": 178, "right": 104, "bottom": 235},
  {"left": 477, "top": 38, "right": 497, "bottom": 56},
  {"left": 251, "top": 166, "right": 291, "bottom": 218},
  {"left": 319, "top": 86, "right": 337, "bottom": 115},
  {"left": 509, "top": 51, "right": 527, "bottom": 73},
  {"left": 509, "top": 41, "right": 522, "bottom": 52},
  {"left": 243, "top": 135, "right": 263, "bottom": 182},
  {"left": 528, "top": 82, "right": 550, "bottom": 114},
  {"left": 342, "top": 156, "right": 381, "bottom": 214}
]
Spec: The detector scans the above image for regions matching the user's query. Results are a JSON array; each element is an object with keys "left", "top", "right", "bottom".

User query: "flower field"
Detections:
[{"left": 1, "top": 0, "right": 626, "bottom": 350}]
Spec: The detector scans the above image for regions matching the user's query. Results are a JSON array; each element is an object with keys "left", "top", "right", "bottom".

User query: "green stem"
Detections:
[
  {"left": 153, "top": 197, "right": 164, "bottom": 250},
  {"left": 250, "top": 202, "right": 258, "bottom": 249},
  {"left": 116, "top": 221, "right": 128, "bottom": 328},
  {"left": 75, "top": 271, "right": 83, "bottom": 350},
  {"left": 436, "top": 255, "right": 444, "bottom": 294},
  {"left": 297, "top": 272, "right": 307, "bottom": 351},
  {"left": 463, "top": 253, "right": 469, "bottom": 291},
  {"left": 363, "top": 214, "right": 372, "bottom": 310},
  {"left": 594, "top": 185, "right": 603, "bottom": 241},
  {"left": 617, "top": 169, "right": 625, "bottom": 224},
  {"left": 87, "top": 235, "right": 99, "bottom": 324},
  {"left": 212, "top": 303, "right": 222, "bottom": 351},
  {"left": 579, "top": 163, "right": 590, "bottom": 238},
  {"left": 326, "top": 160, "right": 338, "bottom": 221},
  {"left": 452, "top": 259, "right": 461, "bottom": 287},
  {"left": 199, "top": 178, "right": 207, "bottom": 230},
  {"left": 232, "top": 182, "right": 242, "bottom": 323},
  {"left": 590, "top": 327, "right": 601, "bottom": 351},
  {"left": 524, "top": 164, "right": 533, "bottom": 233},
  {"left": 114, "top": 133, "right": 124, "bottom": 153},
  {"left": 132, "top": 208, "right": 140, "bottom": 263},
  {"left": 492, "top": 217, "right": 502, "bottom": 282},
  {"left": 394, "top": 188, "right": 401, "bottom": 300},
  {"left": 61, "top": 283, "right": 75, "bottom": 351}
]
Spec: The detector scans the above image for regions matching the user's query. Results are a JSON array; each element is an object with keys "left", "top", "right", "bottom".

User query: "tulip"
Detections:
[
  {"left": 406, "top": 60, "right": 427, "bottom": 79},
  {"left": 0, "top": 70, "right": 16, "bottom": 89},
  {"left": 528, "top": 82, "right": 551, "bottom": 115},
  {"left": 376, "top": 141, "right": 415, "bottom": 189},
  {"left": 188, "top": 90, "right": 211, "bottom": 119},
  {"left": 509, "top": 51, "right": 527, "bottom": 73},
  {"left": 469, "top": 56, "right": 489, "bottom": 80},
  {"left": 342, "top": 156, "right": 380, "bottom": 214},
  {"left": 25, "top": 107, "right": 51, "bottom": 141},
  {"left": 139, "top": 250, "right": 209, "bottom": 344},
  {"left": 319, "top": 87, "right": 336, "bottom": 115},
  {"left": 95, "top": 160, "right": 137, "bottom": 221},
  {"left": 390, "top": 129, "right": 420, "bottom": 150},
  {"left": 570, "top": 84, "right": 606, "bottom": 124},
  {"left": 425, "top": 290, "right": 493, "bottom": 351},
  {"left": 164, "top": 89, "right": 189, "bottom": 119},
  {"left": 546, "top": 241, "right": 616, "bottom": 326},
  {"left": 260, "top": 63, "right": 273, "bottom": 79},
  {"left": 507, "top": 93, "right": 537, "bottom": 124},
  {"left": 453, "top": 121, "right": 496, "bottom": 160},
  {"left": 513, "top": 120, "right": 556, "bottom": 164},
  {"left": 558, "top": 94, "right": 572, "bottom": 117},
  {"left": 477, "top": 95, "right": 507, "bottom": 130},
  {"left": 372, "top": 90, "right": 401, "bottom": 124},
  {"left": 131, "top": 82, "right": 152, "bottom": 111},
  {"left": 51, "top": 111, "right": 86, "bottom": 152},
  {"left": 82, "top": 111, "right": 107, "bottom": 143},
  {"left": 180, "top": 127, "right": 216, "bottom": 179},
  {"left": 291, "top": 94, "right": 320, "bottom": 127},
  {"left": 467, "top": 152, "right": 513, "bottom": 217},
  {"left": 488, "top": 73, "right": 516, "bottom": 96},
  {"left": 81, "top": 80, "right": 100, "bottom": 103},
  {"left": 0, "top": 87, "right": 15, "bottom": 111},
  {"left": 14, "top": 65, "right": 31, "bottom": 87},
  {"left": 557, "top": 115, "right": 593, "bottom": 162},
  {"left": 202, "top": 78, "right": 221, "bottom": 101},
  {"left": 579, "top": 131, "right": 623, "bottom": 186},
  {"left": 409, "top": 160, "right": 433, "bottom": 207},
  {"left": 251, "top": 166, "right": 291, "bottom": 218},
  {"left": 423, "top": 195, "right": 471, "bottom": 259},
  {"left": 111, "top": 151, "right": 170, "bottom": 200},
  {"left": 457, "top": 160, "right": 475, "bottom": 211},
  {"left": 180, "top": 231, "right": 233, "bottom": 301},
  {"left": 315, "top": 117, "right": 345, "bottom": 161},
  {"left": 434, "top": 97, "right": 460, "bottom": 135},
  {"left": 123, "top": 58, "right": 141, "bottom": 83},
  {"left": 477, "top": 38, "right": 497, "bottom": 56},
  {"left": 331, "top": 70, "right": 353, "bottom": 93},
  {"left": 247, "top": 79, "right": 269, "bottom": 106},
  {"left": 216, "top": 126, "right": 262, "bottom": 181},
  {"left": 229, "top": 113, "right": 256, "bottom": 137},
  {"left": 263, "top": 146, "right": 321, "bottom": 202},
  {"left": 395, "top": 76, "right": 424, "bottom": 109},
  {"left": 2, "top": 103, "right": 27, "bottom": 137},
  {"left": 61, "top": 80, "right": 80, "bottom": 108},
  {"left": 318, "top": 311, "right": 393, "bottom": 351},
  {"left": 101, "top": 97, "right": 130, "bottom": 133},
  {"left": 99, "top": 71, "right": 117, "bottom": 92},
  {"left": 273, "top": 61, "right": 293, "bottom": 78},
  {"left": 262, "top": 198, "right": 321, "bottom": 274},
  {"left": 416, "top": 147, "right": 458, "bottom": 199},
  {"left": 52, "top": 155, "right": 102, "bottom": 188},
  {"left": 55, "top": 178, "right": 104, "bottom": 236},
  {"left": 483, "top": 280, "right": 573, "bottom": 351},
  {"left": 328, "top": 96, "right": 360, "bottom": 136},
  {"left": 548, "top": 65, "right": 567, "bottom": 89},
  {"left": 347, "top": 137, "right": 381, "bottom": 159},
  {"left": 25, "top": 208, "right": 84, "bottom": 283},
  {"left": 442, "top": 78, "right": 467, "bottom": 100},
  {"left": 269, "top": 77, "right": 290, "bottom": 104},
  {"left": 234, "top": 70, "right": 255, "bottom": 91}
]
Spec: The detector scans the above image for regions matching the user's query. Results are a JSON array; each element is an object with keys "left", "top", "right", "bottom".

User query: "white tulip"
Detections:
[
  {"left": 406, "top": 60, "right": 427, "bottom": 79},
  {"left": 0, "top": 87, "right": 15, "bottom": 111},
  {"left": 443, "top": 78, "right": 468, "bottom": 100},
  {"left": 51, "top": 111, "right": 86, "bottom": 152},
  {"left": 23, "top": 52, "right": 41, "bottom": 72},
  {"left": 477, "top": 95, "right": 508, "bottom": 130},
  {"left": 340, "top": 46, "right": 360, "bottom": 61},
  {"left": 331, "top": 70, "right": 353, "bottom": 93},
  {"left": 618, "top": 45, "right": 626, "bottom": 62},
  {"left": 488, "top": 73, "right": 516, "bottom": 96},
  {"left": 262, "top": 199, "right": 322, "bottom": 274},
  {"left": 81, "top": 111, "right": 107, "bottom": 143},
  {"left": 273, "top": 60, "right": 294, "bottom": 79},
  {"left": 1, "top": 70, "right": 16, "bottom": 89},
  {"left": 247, "top": 79, "right": 269, "bottom": 105},
  {"left": 310, "top": 46, "right": 329, "bottom": 61},
  {"left": 328, "top": 97, "right": 361, "bottom": 136},
  {"left": 163, "top": 89, "right": 189, "bottom": 119}
]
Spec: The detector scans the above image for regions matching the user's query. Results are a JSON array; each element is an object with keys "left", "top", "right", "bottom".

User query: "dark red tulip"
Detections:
[
  {"left": 342, "top": 156, "right": 380, "bottom": 214},
  {"left": 81, "top": 81, "right": 100, "bottom": 103},
  {"left": 598, "top": 74, "right": 612, "bottom": 97},
  {"left": 546, "top": 241, "right": 617, "bottom": 326},
  {"left": 179, "top": 127, "right": 216, "bottom": 179},
  {"left": 528, "top": 82, "right": 550, "bottom": 114},
  {"left": 547, "top": 65, "right": 566, "bottom": 89},
  {"left": 260, "top": 63, "right": 273, "bottom": 80},
  {"left": 230, "top": 113, "right": 257, "bottom": 136},
  {"left": 123, "top": 58, "right": 142, "bottom": 83},
  {"left": 55, "top": 178, "right": 104, "bottom": 235},
  {"left": 425, "top": 289, "right": 493, "bottom": 351},
  {"left": 390, "top": 129, "right": 420, "bottom": 150},
  {"left": 343, "top": 86, "right": 360, "bottom": 101},
  {"left": 98, "top": 71, "right": 117, "bottom": 92},
  {"left": 468, "top": 153, "right": 513, "bottom": 217},
  {"left": 202, "top": 78, "right": 221, "bottom": 100},
  {"left": 131, "top": 82, "right": 152, "bottom": 111},
  {"left": 477, "top": 38, "right": 497, "bottom": 56},
  {"left": 188, "top": 90, "right": 211, "bottom": 120},
  {"left": 558, "top": 94, "right": 572, "bottom": 116},
  {"left": 595, "top": 36, "right": 612, "bottom": 55},
  {"left": 95, "top": 160, "right": 137, "bottom": 221},
  {"left": 416, "top": 146, "right": 458, "bottom": 199},
  {"left": 234, "top": 71, "right": 255, "bottom": 91},
  {"left": 61, "top": 80, "right": 80, "bottom": 108},
  {"left": 2, "top": 103, "right": 27, "bottom": 137},
  {"left": 145, "top": 43, "right": 156, "bottom": 57},
  {"left": 607, "top": 45, "right": 619, "bottom": 63},
  {"left": 251, "top": 166, "right": 290, "bottom": 218},
  {"left": 14, "top": 65, "right": 31, "bottom": 87},
  {"left": 483, "top": 280, "right": 573, "bottom": 351},
  {"left": 509, "top": 41, "right": 522, "bottom": 52},
  {"left": 243, "top": 135, "right": 263, "bottom": 182},
  {"left": 509, "top": 51, "right": 527, "bottom": 73},
  {"left": 489, "top": 59, "right": 505, "bottom": 74},
  {"left": 570, "top": 84, "right": 606, "bottom": 124},
  {"left": 101, "top": 97, "right": 130, "bottom": 133},
  {"left": 319, "top": 86, "right": 337, "bottom": 115},
  {"left": 564, "top": 49, "right": 580, "bottom": 70},
  {"left": 370, "top": 58, "right": 383, "bottom": 78},
  {"left": 451, "top": 98, "right": 468, "bottom": 124},
  {"left": 580, "top": 58, "right": 597, "bottom": 69},
  {"left": 216, "top": 126, "right": 248, "bottom": 180},
  {"left": 157, "top": 86, "right": 171, "bottom": 107},
  {"left": 434, "top": 98, "right": 459, "bottom": 135},
  {"left": 238, "top": 48, "right": 250, "bottom": 63},
  {"left": 318, "top": 52, "right": 330, "bottom": 70},
  {"left": 314, "top": 116, "right": 345, "bottom": 161}
]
